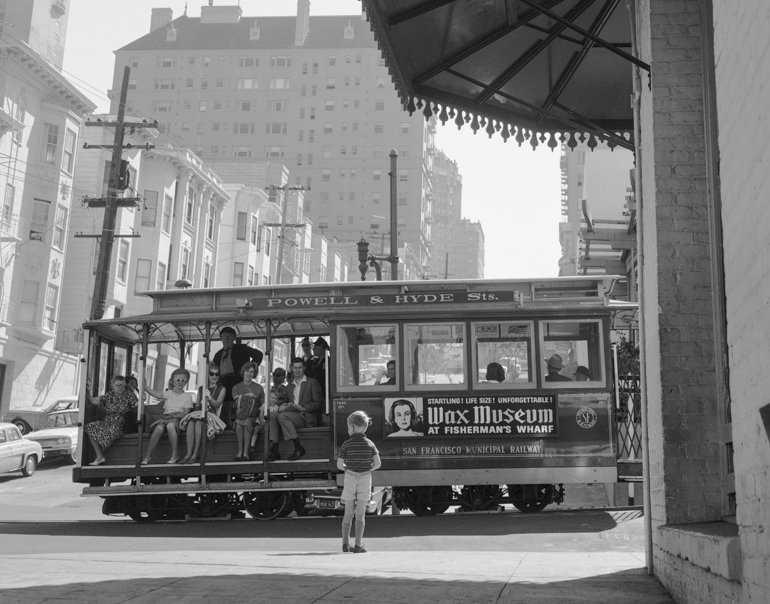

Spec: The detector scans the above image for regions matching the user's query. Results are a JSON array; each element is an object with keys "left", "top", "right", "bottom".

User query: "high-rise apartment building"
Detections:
[
  {"left": 0, "top": 0, "right": 69, "bottom": 70},
  {"left": 429, "top": 149, "right": 463, "bottom": 279},
  {"left": 0, "top": 38, "right": 95, "bottom": 413},
  {"left": 111, "top": 2, "right": 438, "bottom": 275},
  {"left": 453, "top": 219, "right": 484, "bottom": 280}
]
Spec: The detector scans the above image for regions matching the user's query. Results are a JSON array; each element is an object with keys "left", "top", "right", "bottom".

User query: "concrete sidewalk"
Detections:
[{"left": 1, "top": 549, "right": 674, "bottom": 603}]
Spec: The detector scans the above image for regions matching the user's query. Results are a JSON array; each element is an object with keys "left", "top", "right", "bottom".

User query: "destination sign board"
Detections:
[{"left": 253, "top": 290, "right": 515, "bottom": 309}]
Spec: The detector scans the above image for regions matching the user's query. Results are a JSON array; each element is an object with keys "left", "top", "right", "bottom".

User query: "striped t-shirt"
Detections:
[{"left": 338, "top": 433, "right": 379, "bottom": 473}]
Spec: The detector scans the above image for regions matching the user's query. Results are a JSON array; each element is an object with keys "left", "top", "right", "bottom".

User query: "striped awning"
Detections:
[{"left": 361, "top": 0, "right": 649, "bottom": 151}]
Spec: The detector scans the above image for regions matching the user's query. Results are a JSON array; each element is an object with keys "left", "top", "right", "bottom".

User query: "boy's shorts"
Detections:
[{"left": 341, "top": 470, "right": 372, "bottom": 503}]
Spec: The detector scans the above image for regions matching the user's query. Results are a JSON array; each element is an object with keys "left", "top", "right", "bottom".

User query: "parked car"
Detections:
[
  {"left": 0, "top": 422, "right": 43, "bottom": 477},
  {"left": 367, "top": 357, "right": 389, "bottom": 380},
  {"left": 1, "top": 396, "right": 79, "bottom": 435},
  {"left": 302, "top": 486, "right": 392, "bottom": 515},
  {"left": 23, "top": 410, "right": 80, "bottom": 464},
  {"left": 359, "top": 361, "right": 370, "bottom": 383}
]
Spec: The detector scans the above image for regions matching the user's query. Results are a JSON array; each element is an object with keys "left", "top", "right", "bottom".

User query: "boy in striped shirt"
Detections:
[{"left": 337, "top": 411, "right": 381, "bottom": 553}]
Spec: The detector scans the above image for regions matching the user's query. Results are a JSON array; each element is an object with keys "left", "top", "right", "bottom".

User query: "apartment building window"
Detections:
[
  {"left": 202, "top": 259, "right": 211, "bottom": 288},
  {"left": 142, "top": 191, "right": 158, "bottom": 228},
  {"left": 214, "top": 100, "right": 222, "bottom": 109},
  {"left": 184, "top": 100, "right": 192, "bottom": 110},
  {"left": 352, "top": 145, "right": 358, "bottom": 155},
  {"left": 376, "top": 77, "right": 387, "bottom": 88},
  {"left": 42, "top": 123, "right": 59, "bottom": 164},
  {"left": 355, "top": 77, "right": 360, "bottom": 86},
  {"left": 53, "top": 205, "right": 67, "bottom": 250},
  {"left": 324, "top": 123, "right": 333, "bottom": 134},
  {"left": 62, "top": 129, "right": 76, "bottom": 173},
  {"left": 238, "top": 101, "right": 253, "bottom": 112},
  {"left": 264, "top": 227, "right": 272, "bottom": 256},
  {"left": 306, "top": 176, "right": 311, "bottom": 188},
  {"left": 270, "top": 56, "right": 291, "bottom": 67},
  {"left": 188, "top": 56, "right": 195, "bottom": 65},
  {"left": 239, "top": 56, "right": 258, "bottom": 67},
  {"left": 237, "top": 78, "right": 257, "bottom": 90},
  {"left": 215, "top": 78, "right": 224, "bottom": 88},
  {"left": 182, "top": 123, "right": 191, "bottom": 133},
  {"left": 207, "top": 204, "right": 215, "bottom": 240},
  {"left": 325, "top": 100, "right": 334, "bottom": 111},
  {"left": 248, "top": 265, "right": 255, "bottom": 286},
  {"left": 186, "top": 78, "right": 193, "bottom": 88},
  {"left": 154, "top": 78, "right": 175, "bottom": 90},
  {"left": 329, "top": 56, "right": 336, "bottom": 66},
  {"left": 341, "top": 145, "right": 347, "bottom": 155},
  {"left": 203, "top": 56, "right": 210, "bottom": 67},
  {"left": 156, "top": 56, "right": 175, "bottom": 68},
  {"left": 337, "top": 216, "right": 343, "bottom": 226},
  {"left": 157, "top": 262, "right": 167, "bottom": 290},
  {"left": 313, "top": 62, "right": 318, "bottom": 73},
  {"left": 201, "top": 79, "right": 209, "bottom": 89},
  {"left": 234, "top": 123, "right": 255, "bottom": 134},
  {"left": 340, "top": 169, "right": 346, "bottom": 178},
  {"left": 373, "top": 145, "right": 383, "bottom": 157},
  {"left": 268, "top": 99, "right": 288, "bottom": 112},
  {"left": 353, "top": 122, "right": 358, "bottom": 131},
  {"left": 400, "top": 122, "right": 411, "bottom": 134},
  {"left": 310, "top": 108, "right": 316, "bottom": 119},
  {"left": 322, "top": 146, "right": 331, "bottom": 158},
  {"left": 321, "top": 192, "right": 329, "bottom": 204},
  {"left": 269, "top": 78, "right": 290, "bottom": 89},
  {"left": 233, "top": 262, "right": 244, "bottom": 286},
  {"left": 326, "top": 78, "right": 336, "bottom": 90},
  {"left": 375, "top": 100, "right": 385, "bottom": 111},
  {"left": 249, "top": 215, "right": 257, "bottom": 245},
  {"left": 309, "top": 130, "right": 315, "bottom": 142},
  {"left": 236, "top": 212, "right": 247, "bottom": 240},
  {"left": 311, "top": 85, "right": 317, "bottom": 96},
  {"left": 378, "top": 58, "right": 386, "bottom": 66},
  {"left": 399, "top": 170, "right": 408, "bottom": 182},
  {"left": 322, "top": 170, "right": 331, "bottom": 182},
  {"left": 152, "top": 101, "right": 171, "bottom": 112},
  {"left": 372, "top": 193, "right": 381, "bottom": 204},
  {"left": 129, "top": 56, "right": 139, "bottom": 68},
  {"left": 264, "top": 146, "right": 285, "bottom": 157},
  {"left": 185, "top": 188, "right": 196, "bottom": 224},
  {"left": 117, "top": 240, "right": 129, "bottom": 282},
  {"left": 302, "top": 62, "right": 308, "bottom": 74},
  {"left": 298, "top": 130, "right": 303, "bottom": 141},
  {"left": 2, "top": 184, "right": 14, "bottom": 228},
  {"left": 265, "top": 123, "right": 287, "bottom": 135},
  {"left": 180, "top": 245, "right": 191, "bottom": 280},
  {"left": 374, "top": 123, "right": 384, "bottom": 134},
  {"left": 43, "top": 283, "right": 58, "bottom": 331},
  {"left": 218, "top": 56, "right": 227, "bottom": 65},
  {"left": 29, "top": 199, "right": 50, "bottom": 242},
  {"left": 297, "top": 153, "right": 303, "bottom": 166},
  {"left": 233, "top": 146, "right": 253, "bottom": 157},
  {"left": 127, "top": 78, "right": 137, "bottom": 90},
  {"left": 399, "top": 145, "right": 410, "bottom": 157},
  {"left": 18, "top": 280, "right": 39, "bottom": 325},
  {"left": 210, "top": 144, "right": 218, "bottom": 155},
  {"left": 199, "top": 101, "right": 207, "bottom": 111},
  {"left": 135, "top": 259, "right": 152, "bottom": 292},
  {"left": 307, "top": 153, "right": 313, "bottom": 165},
  {"left": 162, "top": 194, "right": 172, "bottom": 233},
  {"left": 338, "top": 192, "right": 344, "bottom": 202},
  {"left": 350, "top": 168, "right": 356, "bottom": 177},
  {"left": 373, "top": 169, "right": 382, "bottom": 181},
  {"left": 342, "top": 122, "right": 348, "bottom": 131},
  {"left": 398, "top": 194, "right": 408, "bottom": 205}
]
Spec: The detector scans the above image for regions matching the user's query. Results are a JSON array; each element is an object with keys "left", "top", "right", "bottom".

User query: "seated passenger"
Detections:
[
  {"left": 544, "top": 354, "right": 573, "bottom": 382},
  {"left": 574, "top": 365, "right": 591, "bottom": 382},
  {"left": 179, "top": 363, "right": 226, "bottom": 464},
  {"left": 232, "top": 362, "right": 265, "bottom": 461},
  {"left": 84, "top": 375, "right": 138, "bottom": 466},
  {"left": 143, "top": 368, "right": 195, "bottom": 464},
  {"left": 375, "top": 360, "right": 396, "bottom": 385},
  {"left": 485, "top": 362, "right": 505, "bottom": 383},
  {"left": 268, "top": 358, "right": 322, "bottom": 461},
  {"left": 250, "top": 368, "right": 287, "bottom": 457}
]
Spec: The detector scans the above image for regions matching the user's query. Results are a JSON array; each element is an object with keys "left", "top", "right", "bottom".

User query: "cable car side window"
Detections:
[
  {"left": 336, "top": 324, "right": 398, "bottom": 392},
  {"left": 405, "top": 323, "right": 466, "bottom": 390},
  {"left": 539, "top": 319, "right": 605, "bottom": 388},
  {"left": 472, "top": 321, "right": 534, "bottom": 388}
]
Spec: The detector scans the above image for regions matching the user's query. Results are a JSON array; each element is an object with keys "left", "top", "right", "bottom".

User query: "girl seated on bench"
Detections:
[
  {"left": 143, "top": 368, "right": 195, "bottom": 464},
  {"left": 232, "top": 362, "right": 264, "bottom": 461},
  {"left": 179, "top": 363, "right": 227, "bottom": 463}
]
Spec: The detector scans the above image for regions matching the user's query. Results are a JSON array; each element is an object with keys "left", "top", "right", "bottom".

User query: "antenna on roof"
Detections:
[{"left": 184, "top": 2, "right": 187, "bottom": 15}]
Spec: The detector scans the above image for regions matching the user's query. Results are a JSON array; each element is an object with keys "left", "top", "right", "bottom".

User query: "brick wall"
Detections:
[{"left": 712, "top": 0, "right": 770, "bottom": 601}]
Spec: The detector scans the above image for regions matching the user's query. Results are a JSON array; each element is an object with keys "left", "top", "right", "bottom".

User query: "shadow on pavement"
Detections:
[
  {"left": 0, "top": 566, "right": 674, "bottom": 604},
  {"left": 0, "top": 508, "right": 640, "bottom": 540}
]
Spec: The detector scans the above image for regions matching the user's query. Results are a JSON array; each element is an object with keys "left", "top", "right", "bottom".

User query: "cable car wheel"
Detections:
[
  {"left": 242, "top": 490, "right": 289, "bottom": 520},
  {"left": 508, "top": 484, "right": 553, "bottom": 513},
  {"left": 399, "top": 486, "right": 452, "bottom": 516},
  {"left": 458, "top": 485, "right": 504, "bottom": 511},
  {"left": 124, "top": 495, "right": 163, "bottom": 523}
]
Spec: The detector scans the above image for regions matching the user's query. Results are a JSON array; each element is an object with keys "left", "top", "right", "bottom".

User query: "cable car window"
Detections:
[
  {"left": 472, "top": 321, "right": 533, "bottom": 388},
  {"left": 405, "top": 323, "right": 466, "bottom": 389},
  {"left": 540, "top": 320, "right": 605, "bottom": 387},
  {"left": 336, "top": 325, "right": 398, "bottom": 391}
]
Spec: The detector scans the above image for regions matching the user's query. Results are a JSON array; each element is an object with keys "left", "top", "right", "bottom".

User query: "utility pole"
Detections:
[
  {"left": 388, "top": 149, "right": 399, "bottom": 280},
  {"left": 84, "top": 66, "right": 158, "bottom": 320},
  {"left": 263, "top": 184, "right": 309, "bottom": 284}
]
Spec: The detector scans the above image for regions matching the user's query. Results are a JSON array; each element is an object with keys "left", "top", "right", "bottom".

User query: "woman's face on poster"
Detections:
[{"left": 394, "top": 404, "right": 412, "bottom": 430}]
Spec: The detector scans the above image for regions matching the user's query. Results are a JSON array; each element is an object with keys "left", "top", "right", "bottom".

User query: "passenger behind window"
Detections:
[
  {"left": 374, "top": 360, "right": 396, "bottom": 385},
  {"left": 544, "top": 354, "right": 573, "bottom": 382},
  {"left": 485, "top": 362, "right": 505, "bottom": 383},
  {"left": 574, "top": 365, "right": 591, "bottom": 381}
]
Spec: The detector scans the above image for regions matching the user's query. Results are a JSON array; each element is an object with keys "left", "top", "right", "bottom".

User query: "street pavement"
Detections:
[{"left": 0, "top": 461, "right": 674, "bottom": 603}]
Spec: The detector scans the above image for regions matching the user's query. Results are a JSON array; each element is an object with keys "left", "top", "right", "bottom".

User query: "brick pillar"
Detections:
[{"left": 637, "top": 0, "right": 723, "bottom": 531}]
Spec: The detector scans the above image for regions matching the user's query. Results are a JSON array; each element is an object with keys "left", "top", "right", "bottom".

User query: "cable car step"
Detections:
[{"left": 82, "top": 478, "right": 338, "bottom": 497}]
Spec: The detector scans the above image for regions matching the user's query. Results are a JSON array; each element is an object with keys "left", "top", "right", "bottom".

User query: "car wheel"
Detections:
[
  {"left": 21, "top": 455, "right": 37, "bottom": 477},
  {"left": 12, "top": 419, "right": 31, "bottom": 435}
]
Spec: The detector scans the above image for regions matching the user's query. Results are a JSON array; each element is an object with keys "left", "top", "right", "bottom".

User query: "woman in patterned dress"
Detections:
[{"left": 85, "top": 375, "right": 137, "bottom": 466}]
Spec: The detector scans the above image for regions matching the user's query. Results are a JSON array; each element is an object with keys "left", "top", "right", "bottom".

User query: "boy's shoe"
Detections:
[
  {"left": 342, "top": 543, "right": 350, "bottom": 552},
  {"left": 352, "top": 545, "right": 367, "bottom": 553}
]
